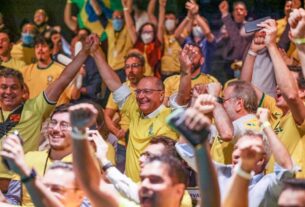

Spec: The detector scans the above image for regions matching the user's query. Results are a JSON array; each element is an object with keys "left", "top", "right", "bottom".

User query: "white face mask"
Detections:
[
  {"left": 192, "top": 26, "right": 204, "bottom": 38},
  {"left": 141, "top": 33, "right": 153, "bottom": 44},
  {"left": 165, "top": 19, "right": 176, "bottom": 32}
]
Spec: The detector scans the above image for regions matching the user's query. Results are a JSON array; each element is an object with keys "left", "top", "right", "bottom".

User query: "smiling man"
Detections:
[{"left": 89, "top": 34, "right": 178, "bottom": 182}]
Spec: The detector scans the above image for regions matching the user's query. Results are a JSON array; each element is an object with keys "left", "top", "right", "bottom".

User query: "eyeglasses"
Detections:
[
  {"left": 125, "top": 63, "right": 142, "bottom": 69},
  {"left": 134, "top": 89, "right": 163, "bottom": 96},
  {"left": 142, "top": 31, "right": 153, "bottom": 34},
  {"left": 48, "top": 120, "right": 71, "bottom": 131},
  {"left": 222, "top": 96, "right": 239, "bottom": 103}
]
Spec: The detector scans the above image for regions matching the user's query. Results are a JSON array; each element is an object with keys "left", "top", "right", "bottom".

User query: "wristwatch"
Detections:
[{"left": 21, "top": 168, "right": 37, "bottom": 183}]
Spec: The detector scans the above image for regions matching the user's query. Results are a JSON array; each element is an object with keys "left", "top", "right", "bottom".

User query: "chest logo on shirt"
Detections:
[
  {"left": 47, "top": 76, "right": 54, "bottom": 84},
  {"left": 148, "top": 124, "right": 154, "bottom": 136},
  {"left": 273, "top": 122, "right": 283, "bottom": 134}
]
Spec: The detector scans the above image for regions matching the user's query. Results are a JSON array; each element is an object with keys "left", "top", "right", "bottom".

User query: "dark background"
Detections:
[{"left": 0, "top": 0, "right": 288, "bottom": 42}]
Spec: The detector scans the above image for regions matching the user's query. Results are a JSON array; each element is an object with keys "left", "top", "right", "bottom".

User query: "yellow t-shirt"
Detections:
[
  {"left": 22, "top": 61, "right": 64, "bottom": 99},
  {"left": 261, "top": 95, "right": 305, "bottom": 178},
  {"left": 106, "top": 24, "right": 133, "bottom": 71},
  {"left": 0, "top": 92, "right": 55, "bottom": 178},
  {"left": 0, "top": 57, "right": 26, "bottom": 71},
  {"left": 210, "top": 115, "right": 260, "bottom": 164},
  {"left": 161, "top": 34, "right": 181, "bottom": 73},
  {"left": 106, "top": 82, "right": 134, "bottom": 145},
  {"left": 164, "top": 73, "right": 218, "bottom": 98},
  {"left": 276, "top": 18, "right": 287, "bottom": 43},
  {"left": 122, "top": 95, "right": 178, "bottom": 182},
  {"left": 11, "top": 42, "right": 36, "bottom": 65}
]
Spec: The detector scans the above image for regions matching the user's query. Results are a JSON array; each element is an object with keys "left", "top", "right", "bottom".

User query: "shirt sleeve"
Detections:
[
  {"left": 175, "top": 143, "right": 197, "bottom": 172},
  {"left": 4, "top": 180, "right": 21, "bottom": 205},
  {"left": 113, "top": 85, "right": 131, "bottom": 110},
  {"left": 106, "top": 167, "right": 140, "bottom": 203}
]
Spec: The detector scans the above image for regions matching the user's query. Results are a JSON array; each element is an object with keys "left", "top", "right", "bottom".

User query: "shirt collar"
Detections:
[{"left": 143, "top": 104, "right": 165, "bottom": 119}]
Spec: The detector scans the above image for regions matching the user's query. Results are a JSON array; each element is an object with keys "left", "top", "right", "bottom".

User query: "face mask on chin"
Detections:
[
  {"left": 192, "top": 26, "right": 204, "bottom": 38},
  {"left": 141, "top": 33, "right": 154, "bottom": 44},
  {"left": 21, "top": 33, "right": 35, "bottom": 46},
  {"left": 165, "top": 19, "right": 176, "bottom": 32},
  {"left": 113, "top": 19, "right": 124, "bottom": 32}
]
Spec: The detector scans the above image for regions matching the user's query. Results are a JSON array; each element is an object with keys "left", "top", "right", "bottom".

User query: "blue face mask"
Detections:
[
  {"left": 21, "top": 33, "right": 34, "bottom": 46},
  {"left": 112, "top": 19, "right": 124, "bottom": 32}
]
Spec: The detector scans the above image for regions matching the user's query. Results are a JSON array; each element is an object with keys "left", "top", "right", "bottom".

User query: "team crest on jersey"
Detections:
[
  {"left": 47, "top": 76, "right": 54, "bottom": 84},
  {"left": 148, "top": 124, "right": 154, "bottom": 136}
]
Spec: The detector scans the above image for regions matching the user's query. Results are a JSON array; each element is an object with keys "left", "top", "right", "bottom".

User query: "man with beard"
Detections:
[
  {"left": 22, "top": 36, "right": 77, "bottom": 105},
  {"left": 163, "top": 43, "right": 218, "bottom": 106},
  {"left": 33, "top": 9, "right": 51, "bottom": 34},
  {"left": 0, "top": 29, "right": 26, "bottom": 71},
  {"left": 104, "top": 52, "right": 145, "bottom": 172}
]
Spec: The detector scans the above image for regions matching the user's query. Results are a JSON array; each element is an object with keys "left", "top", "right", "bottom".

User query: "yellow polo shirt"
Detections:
[
  {"left": 11, "top": 42, "right": 36, "bottom": 65},
  {"left": 261, "top": 95, "right": 305, "bottom": 178},
  {"left": 0, "top": 92, "right": 55, "bottom": 179},
  {"left": 122, "top": 94, "right": 178, "bottom": 182},
  {"left": 106, "top": 81, "right": 134, "bottom": 145},
  {"left": 161, "top": 34, "right": 181, "bottom": 74},
  {"left": 105, "top": 24, "right": 133, "bottom": 71},
  {"left": 0, "top": 57, "right": 26, "bottom": 72},
  {"left": 164, "top": 73, "right": 218, "bottom": 98}
]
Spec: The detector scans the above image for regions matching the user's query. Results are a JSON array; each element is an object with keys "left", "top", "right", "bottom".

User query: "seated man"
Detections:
[{"left": 90, "top": 34, "right": 178, "bottom": 182}]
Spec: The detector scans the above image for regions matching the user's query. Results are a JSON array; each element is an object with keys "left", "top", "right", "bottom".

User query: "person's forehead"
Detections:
[
  {"left": 142, "top": 25, "right": 153, "bottom": 31},
  {"left": 137, "top": 79, "right": 156, "bottom": 89},
  {"left": 144, "top": 143, "right": 165, "bottom": 156},
  {"left": 126, "top": 56, "right": 141, "bottom": 64},
  {"left": 141, "top": 161, "right": 169, "bottom": 176},
  {"left": 23, "top": 24, "right": 35, "bottom": 33},
  {"left": 165, "top": 13, "right": 176, "bottom": 19},
  {"left": 43, "top": 169, "right": 75, "bottom": 186},
  {"left": 51, "top": 112, "right": 70, "bottom": 122},
  {"left": 0, "top": 33, "right": 9, "bottom": 40},
  {"left": 35, "top": 43, "right": 49, "bottom": 48},
  {"left": 0, "top": 76, "right": 21, "bottom": 85},
  {"left": 113, "top": 11, "right": 123, "bottom": 18},
  {"left": 234, "top": 3, "right": 246, "bottom": 10}
]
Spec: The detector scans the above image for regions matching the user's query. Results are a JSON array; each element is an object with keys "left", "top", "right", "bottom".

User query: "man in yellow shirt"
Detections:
[
  {"left": 2, "top": 103, "right": 115, "bottom": 206},
  {"left": 163, "top": 43, "right": 218, "bottom": 105},
  {"left": 11, "top": 23, "right": 37, "bottom": 65},
  {"left": 90, "top": 34, "right": 177, "bottom": 182},
  {"left": 0, "top": 36, "right": 94, "bottom": 191},
  {"left": 104, "top": 52, "right": 145, "bottom": 172},
  {"left": 0, "top": 29, "right": 26, "bottom": 71},
  {"left": 241, "top": 19, "right": 305, "bottom": 177},
  {"left": 69, "top": 103, "right": 188, "bottom": 207}
]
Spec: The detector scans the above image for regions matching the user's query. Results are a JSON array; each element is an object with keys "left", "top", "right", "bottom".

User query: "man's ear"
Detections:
[{"left": 174, "top": 183, "right": 185, "bottom": 198}]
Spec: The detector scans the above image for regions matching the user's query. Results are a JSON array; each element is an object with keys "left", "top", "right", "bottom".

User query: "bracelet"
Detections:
[
  {"left": 21, "top": 168, "right": 37, "bottom": 183},
  {"left": 293, "top": 37, "right": 305, "bottom": 45},
  {"left": 102, "top": 162, "right": 113, "bottom": 172},
  {"left": 123, "top": 7, "right": 129, "bottom": 11},
  {"left": 248, "top": 49, "right": 258, "bottom": 57},
  {"left": 234, "top": 163, "right": 252, "bottom": 180},
  {"left": 71, "top": 127, "right": 87, "bottom": 140},
  {"left": 261, "top": 121, "right": 271, "bottom": 131}
]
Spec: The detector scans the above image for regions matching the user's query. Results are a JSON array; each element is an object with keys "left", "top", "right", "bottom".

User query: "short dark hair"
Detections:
[
  {"left": 147, "top": 155, "right": 187, "bottom": 186},
  {"left": 124, "top": 52, "right": 145, "bottom": 67},
  {"left": 227, "top": 80, "right": 258, "bottom": 113},
  {"left": 233, "top": 1, "right": 247, "bottom": 9},
  {"left": 0, "top": 68, "right": 24, "bottom": 89},
  {"left": 34, "top": 35, "right": 53, "bottom": 49},
  {"left": 50, "top": 103, "right": 74, "bottom": 119},
  {"left": 288, "top": 66, "right": 305, "bottom": 90},
  {"left": 149, "top": 136, "right": 178, "bottom": 157},
  {"left": 0, "top": 28, "right": 14, "bottom": 43}
]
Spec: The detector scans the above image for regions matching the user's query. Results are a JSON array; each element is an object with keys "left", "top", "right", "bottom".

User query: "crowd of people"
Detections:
[{"left": 0, "top": 0, "right": 305, "bottom": 206}]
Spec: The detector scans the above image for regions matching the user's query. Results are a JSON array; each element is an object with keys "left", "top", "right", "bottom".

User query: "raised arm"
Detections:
[
  {"left": 257, "top": 108, "right": 293, "bottom": 169},
  {"left": 289, "top": 8, "right": 305, "bottom": 79},
  {"left": 223, "top": 137, "right": 264, "bottom": 207},
  {"left": 64, "top": 0, "right": 78, "bottom": 33},
  {"left": 90, "top": 34, "right": 122, "bottom": 92},
  {"left": 175, "top": 45, "right": 194, "bottom": 106},
  {"left": 69, "top": 103, "right": 119, "bottom": 207},
  {"left": 1, "top": 135, "right": 63, "bottom": 207},
  {"left": 122, "top": 0, "right": 137, "bottom": 44},
  {"left": 261, "top": 19, "right": 305, "bottom": 125},
  {"left": 157, "top": 0, "right": 166, "bottom": 43},
  {"left": 44, "top": 37, "right": 91, "bottom": 102},
  {"left": 174, "top": 8, "right": 193, "bottom": 44},
  {"left": 147, "top": 0, "right": 158, "bottom": 25}
]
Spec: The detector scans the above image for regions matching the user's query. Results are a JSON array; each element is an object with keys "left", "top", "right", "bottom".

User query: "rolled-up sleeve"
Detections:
[{"left": 113, "top": 85, "right": 131, "bottom": 110}]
